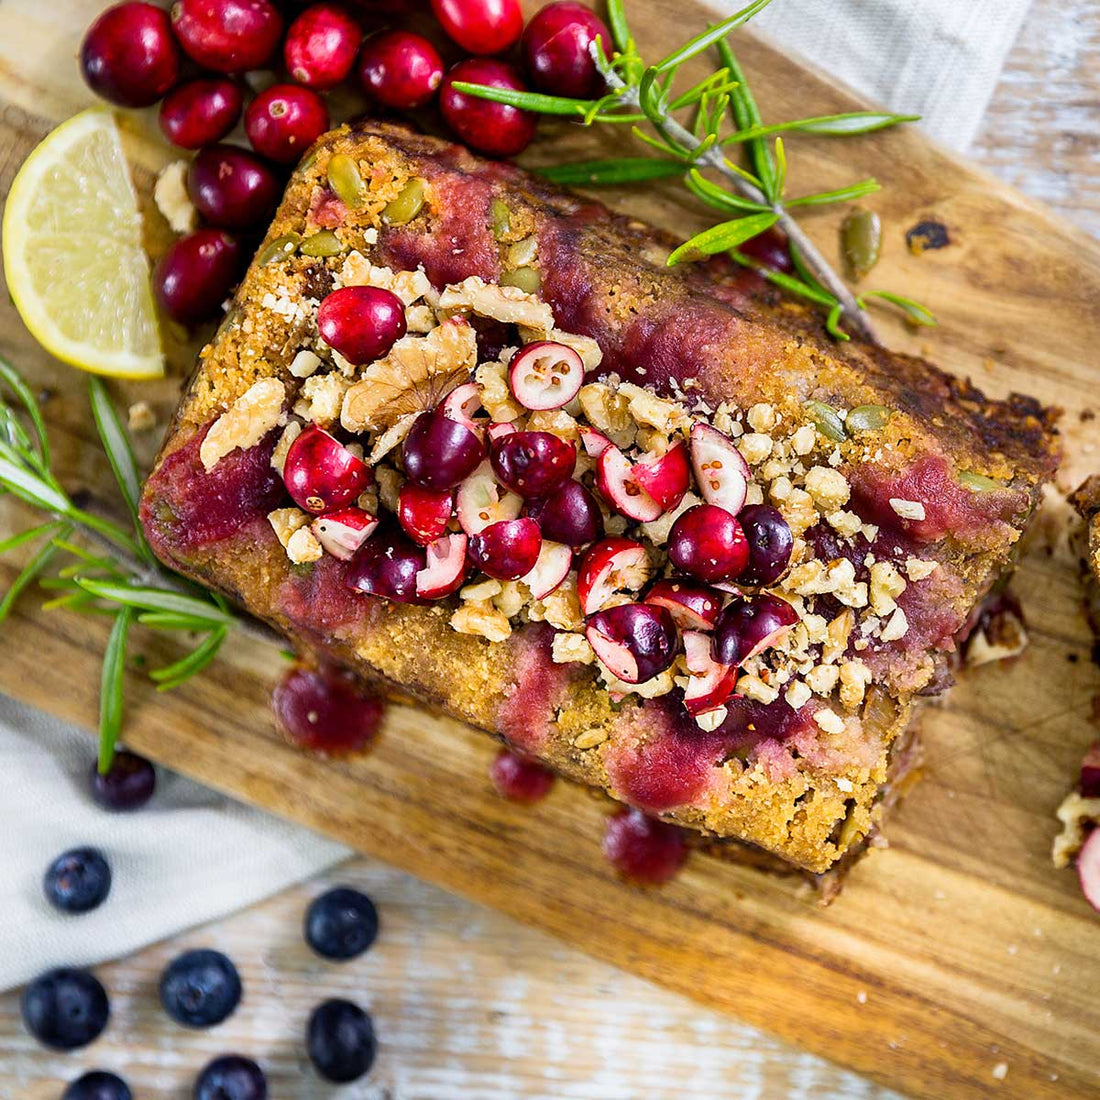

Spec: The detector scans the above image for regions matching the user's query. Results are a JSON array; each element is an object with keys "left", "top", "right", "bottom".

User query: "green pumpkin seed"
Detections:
[
  {"left": 382, "top": 178, "right": 426, "bottom": 225},
  {"left": 957, "top": 470, "right": 1005, "bottom": 492},
  {"left": 846, "top": 404, "right": 893, "bottom": 432},
  {"left": 500, "top": 266, "right": 541, "bottom": 294},
  {"left": 257, "top": 233, "right": 301, "bottom": 266},
  {"left": 803, "top": 400, "right": 847, "bottom": 443},
  {"left": 299, "top": 229, "right": 344, "bottom": 258},
  {"left": 491, "top": 198, "right": 512, "bottom": 239},
  {"left": 327, "top": 154, "right": 366, "bottom": 209},
  {"left": 841, "top": 207, "right": 881, "bottom": 280}
]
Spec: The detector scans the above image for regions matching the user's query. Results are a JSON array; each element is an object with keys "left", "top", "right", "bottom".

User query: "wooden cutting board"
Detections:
[{"left": 2, "top": 2, "right": 1099, "bottom": 1097}]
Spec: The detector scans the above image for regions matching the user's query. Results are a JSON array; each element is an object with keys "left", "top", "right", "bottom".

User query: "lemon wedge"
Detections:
[{"left": 3, "top": 107, "right": 164, "bottom": 379}]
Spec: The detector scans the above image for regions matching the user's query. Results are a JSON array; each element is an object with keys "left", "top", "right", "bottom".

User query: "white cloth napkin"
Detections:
[{"left": 0, "top": 0, "right": 1033, "bottom": 993}]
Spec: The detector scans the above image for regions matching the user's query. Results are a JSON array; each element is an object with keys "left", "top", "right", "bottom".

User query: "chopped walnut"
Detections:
[
  {"left": 905, "top": 558, "right": 939, "bottom": 581},
  {"left": 1052, "top": 792, "right": 1100, "bottom": 868},
  {"left": 890, "top": 498, "right": 926, "bottom": 521},
  {"left": 640, "top": 491, "right": 701, "bottom": 546},
  {"left": 738, "top": 432, "right": 773, "bottom": 465},
  {"left": 838, "top": 659, "right": 872, "bottom": 708},
  {"left": 268, "top": 507, "right": 311, "bottom": 549},
  {"left": 805, "top": 664, "right": 840, "bottom": 696},
  {"left": 286, "top": 525, "right": 323, "bottom": 564},
  {"left": 737, "top": 673, "right": 779, "bottom": 704},
  {"left": 880, "top": 606, "right": 909, "bottom": 642},
  {"left": 405, "top": 304, "right": 436, "bottom": 333},
  {"left": 451, "top": 600, "right": 512, "bottom": 642},
  {"left": 814, "top": 708, "right": 845, "bottom": 735},
  {"left": 551, "top": 631, "right": 595, "bottom": 664},
  {"left": 475, "top": 359, "right": 523, "bottom": 422},
  {"left": 528, "top": 575, "right": 583, "bottom": 631},
  {"left": 374, "top": 465, "right": 403, "bottom": 513},
  {"left": 154, "top": 160, "right": 198, "bottom": 234},
  {"left": 804, "top": 466, "right": 850, "bottom": 512},
  {"left": 577, "top": 382, "right": 636, "bottom": 449},
  {"left": 599, "top": 663, "right": 676, "bottom": 699},
  {"left": 617, "top": 383, "right": 688, "bottom": 434},
  {"left": 827, "top": 510, "right": 862, "bottom": 538},
  {"left": 695, "top": 707, "right": 727, "bottom": 732},
  {"left": 438, "top": 276, "right": 555, "bottom": 333},
  {"left": 270, "top": 421, "right": 302, "bottom": 475},
  {"left": 340, "top": 254, "right": 432, "bottom": 305},
  {"left": 574, "top": 727, "right": 608, "bottom": 749},
  {"left": 869, "top": 560, "right": 907, "bottom": 616},
  {"left": 367, "top": 413, "right": 417, "bottom": 465},
  {"left": 746, "top": 403, "right": 776, "bottom": 432},
  {"left": 743, "top": 483, "right": 764, "bottom": 506},
  {"left": 296, "top": 372, "right": 350, "bottom": 426},
  {"left": 785, "top": 679, "right": 812, "bottom": 709},
  {"left": 493, "top": 580, "right": 525, "bottom": 619},
  {"left": 790, "top": 424, "right": 816, "bottom": 456},
  {"left": 201, "top": 378, "right": 287, "bottom": 472},
  {"left": 127, "top": 401, "right": 156, "bottom": 432},
  {"left": 527, "top": 408, "right": 581, "bottom": 441},
  {"left": 461, "top": 578, "right": 504, "bottom": 601},
  {"left": 823, "top": 609, "right": 855, "bottom": 662}
]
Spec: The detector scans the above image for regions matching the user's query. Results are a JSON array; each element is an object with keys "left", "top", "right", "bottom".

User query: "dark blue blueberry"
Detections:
[
  {"left": 194, "top": 1055, "right": 267, "bottom": 1100},
  {"left": 160, "top": 950, "right": 241, "bottom": 1028},
  {"left": 63, "top": 1071, "right": 132, "bottom": 1100},
  {"left": 21, "top": 967, "right": 109, "bottom": 1050},
  {"left": 307, "top": 999, "right": 376, "bottom": 1083},
  {"left": 304, "top": 887, "right": 379, "bottom": 960},
  {"left": 90, "top": 751, "right": 156, "bottom": 811},
  {"left": 44, "top": 848, "right": 112, "bottom": 914}
]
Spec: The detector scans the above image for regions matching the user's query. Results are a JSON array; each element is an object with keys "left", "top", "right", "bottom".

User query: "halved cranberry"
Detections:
[
  {"left": 187, "top": 144, "right": 280, "bottom": 231},
  {"left": 415, "top": 533, "right": 468, "bottom": 599},
  {"left": 490, "top": 431, "right": 576, "bottom": 499},
  {"left": 431, "top": 0, "right": 523, "bottom": 55},
  {"left": 283, "top": 426, "right": 372, "bottom": 514},
  {"left": 690, "top": 422, "right": 748, "bottom": 516},
  {"left": 508, "top": 342, "right": 585, "bottom": 411},
  {"left": 632, "top": 442, "right": 690, "bottom": 512},
  {"left": 311, "top": 507, "right": 378, "bottom": 560},
  {"left": 739, "top": 226, "right": 795, "bottom": 274},
  {"left": 519, "top": 539, "right": 571, "bottom": 599},
  {"left": 596, "top": 445, "right": 663, "bottom": 522},
  {"left": 712, "top": 593, "right": 798, "bottom": 667},
  {"left": 667, "top": 504, "right": 748, "bottom": 584},
  {"left": 317, "top": 286, "right": 406, "bottom": 365},
  {"left": 737, "top": 504, "right": 794, "bottom": 586},
  {"left": 397, "top": 483, "right": 453, "bottom": 545},
  {"left": 468, "top": 517, "right": 541, "bottom": 580},
  {"left": 346, "top": 526, "right": 426, "bottom": 603},
  {"left": 456, "top": 460, "right": 522, "bottom": 534},
  {"left": 644, "top": 578, "right": 723, "bottom": 631},
  {"left": 521, "top": 1, "right": 610, "bottom": 99},
  {"left": 81, "top": 2, "right": 181, "bottom": 108},
  {"left": 490, "top": 748, "right": 555, "bottom": 803},
  {"left": 1082, "top": 742, "right": 1100, "bottom": 798},
  {"left": 577, "top": 537, "right": 651, "bottom": 616},
  {"left": 153, "top": 229, "right": 243, "bottom": 326},
  {"left": 358, "top": 30, "right": 444, "bottom": 110},
  {"left": 245, "top": 84, "right": 329, "bottom": 164},
  {"left": 403, "top": 409, "right": 486, "bottom": 491},
  {"left": 440, "top": 381, "right": 484, "bottom": 436},
  {"left": 604, "top": 808, "right": 688, "bottom": 884},
  {"left": 170, "top": 0, "right": 283, "bottom": 73},
  {"left": 285, "top": 3, "right": 362, "bottom": 90},
  {"left": 524, "top": 480, "right": 603, "bottom": 548},
  {"left": 681, "top": 630, "right": 738, "bottom": 716},
  {"left": 586, "top": 602, "right": 679, "bottom": 684},
  {"left": 1078, "top": 829, "right": 1100, "bottom": 914},
  {"left": 440, "top": 59, "right": 537, "bottom": 159},
  {"left": 579, "top": 426, "right": 612, "bottom": 458}
]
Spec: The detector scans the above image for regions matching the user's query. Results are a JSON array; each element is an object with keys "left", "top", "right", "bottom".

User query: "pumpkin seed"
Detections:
[
  {"left": 258, "top": 233, "right": 301, "bottom": 266},
  {"left": 382, "top": 178, "right": 426, "bottom": 225},
  {"left": 841, "top": 207, "right": 881, "bottom": 280},
  {"left": 500, "top": 266, "right": 541, "bottom": 294},
  {"left": 299, "top": 229, "right": 344, "bottom": 258},
  {"left": 327, "top": 154, "right": 366, "bottom": 209},
  {"left": 846, "top": 404, "right": 893, "bottom": 432},
  {"left": 803, "top": 400, "right": 847, "bottom": 443},
  {"left": 491, "top": 198, "right": 512, "bottom": 238},
  {"left": 957, "top": 470, "right": 1005, "bottom": 492}
]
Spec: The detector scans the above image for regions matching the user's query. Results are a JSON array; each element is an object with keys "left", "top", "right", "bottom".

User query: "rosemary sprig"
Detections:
[{"left": 0, "top": 360, "right": 239, "bottom": 772}]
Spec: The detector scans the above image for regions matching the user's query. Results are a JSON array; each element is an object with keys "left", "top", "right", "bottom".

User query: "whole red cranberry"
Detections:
[
  {"left": 153, "top": 229, "right": 243, "bottom": 326},
  {"left": 170, "top": 0, "right": 284, "bottom": 73},
  {"left": 159, "top": 78, "right": 243, "bottom": 149},
  {"left": 440, "top": 59, "right": 536, "bottom": 158},
  {"left": 317, "top": 286, "right": 406, "bottom": 364},
  {"left": 431, "top": 0, "right": 523, "bottom": 55},
  {"left": 490, "top": 749, "right": 555, "bottom": 804},
  {"left": 357, "top": 30, "right": 444, "bottom": 110},
  {"left": 80, "top": 2, "right": 181, "bottom": 108},
  {"left": 521, "top": 1, "right": 610, "bottom": 99},
  {"left": 667, "top": 503, "right": 748, "bottom": 584},
  {"left": 186, "top": 145, "right": 281, "bottom": 230},
  {"left": 245, "top": 84, "right": 330, "bottom": 164},
  {"left": 283, "top": 426, "right": 372, "bottom": 514},
  {"left": 284, "top": 3, "right": 362, "bottom": 90},
  {"left": 738, "top": 226, "right": 795, "bottom": 274}
]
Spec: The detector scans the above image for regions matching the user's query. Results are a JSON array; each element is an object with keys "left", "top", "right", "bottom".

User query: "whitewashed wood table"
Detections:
[{"left": 2, "top": 1, "right": 1098, "bottom": 1096}]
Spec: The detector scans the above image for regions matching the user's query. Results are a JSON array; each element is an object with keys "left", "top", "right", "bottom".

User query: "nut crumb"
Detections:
[
  {"left": 889, "top": 498, "right": 926, "bottom": 521},
  {"left": 127, "top": 401, "right": 156, "bottom": 432}
]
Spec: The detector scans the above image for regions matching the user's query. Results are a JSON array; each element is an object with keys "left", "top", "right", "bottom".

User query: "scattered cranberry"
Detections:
[
  {"left": 736, "top": 504, "right": 793, "bottom": 586},
  {"left": 689, "top": 422, "right": 748, "bottom": 517},
  {"left": 431, "top": 0, "right": 523, "bottom": 55},
  {"left": 632, "top": 441, "right": 691, "bottom": 512},
  {"left": 274, "top": 666, "right": 385, "bottom": 754},
  {"left": 346, "top": 526, "right": 427, "bottom": 604},
  {"left": 524, "top": 480, "right": 603, "bottom": 548},
  {"left": 285, "top": 3, "right": 362, "bottom": 90},
  {"left": 90, "top": 750, "right": 156, "bottom": 811},
  {"left": 455, "top": 460, "right": 523, "bottom": 534},
  {"left": 187, "top": 144, "right": 280, "bottom": 230},
  {"left": 153, "top": 229, "right": 243, "bottom": 326},
  {"left": 397, "top": 483, "right": 453, "bottom": 545},
  {"left": 358, "top": 30, "right": 444, "bottom": 110},
  {"left": 522, "top": 540, "right": 572, "bottom": 599},
  {"left": 159, "top": 78, "right": 242, "bottom": 149},
  {"left": 312, "top": 508, "right": 378, "bottom": 560},
  {"left": 603, "top": 808, "right": 688, "bottom": 885},
  {"left": 170, "top": 0, "right": 283, "bottom": 73},
  {"left": 283, "top": 426, "right": 371, "bottom": 514},
  {"left": 439, "top": 59, "right": 536, "bottom": 158},
  {"left": 577, "top": 537, "right": 650, "bottom": 616},
  {"left": 667, "top": 503, "right": 748, "bottom": 584},
  {"left": 468, "top": 517, "right": 542, "bottom": 580},
  {"left": 681, "top": 629, "right": 738, "bottom": 716},
  {"left": 415, "top": 533, "right": 469, "bottom": 598},
  {"left": 521, "top": 1, "right": 610, "bottom": 99},
  {"left": 80, "top": 2, "right": 181, "bottom": 108},
  {"left": 490, "top": 749, "right": 555, "bottom": 803},
  {"left": 712, "top": 593, "right": 799, "bottom": 667},
  {"left": 643, "top": 578, "right": 723, "bottom": 632},
  {"left": 739, "top": 225, "right": 795, "bottom": 274},
  {"left": 490, "top": 431, "right": 575, "bottom": 499},
  {"left": 402, "top": 409, "right": 485, "bottom": 490},
  {"left": 586, "top": 602, "right": 679, "bottom": 684},
  {"left": 245, "top": 83, "right": 329, "bottom": 164},
  {"left": 317, "top": 285, "right": 406, "bottom": 364},
  {"left": 596, "top": 445, "right": 663, "bottom": 523}
]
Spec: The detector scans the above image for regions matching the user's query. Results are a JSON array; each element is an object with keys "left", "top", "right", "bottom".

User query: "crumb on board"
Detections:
[
  {"left": 128, "top": 401, "right": 156, "bottom": 432},
  {"left": 991, "top": 1062, "right": 1008, "bottom": 1081}
]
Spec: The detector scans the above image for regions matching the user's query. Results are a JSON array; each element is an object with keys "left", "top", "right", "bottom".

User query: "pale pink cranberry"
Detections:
[
  {"left": 577, "top": 537, "right": 649, "bottom": 616},
  {"left": 520, "top": 540, "right": 571, "bottom": 599},
  {"left": 521, "top": 1, "right": 610, "bottom": 98},
  {"left": 712, "top": 593, "right": 799, "bottom": 668},
  {"left": 603, "top": 808, "right": 688, "bottom": 885},
  {"left": 274, "top": 666, "right": 384, "bottom": 755},
  {"left": 595, "top": 444, "right": 662, "bottom": 523},
  {"left": 455, "top": 461, "right": 523, "bottom": 534},
  {"left": 317, "top": 286, "right": 406, "bottom": 365},
  {"left": 490, "top": 749, "right": 555, "bottom": 804},
  {"left": 311, "top": 507, "right": 378, "bottom": 560},
  {"left": 358, "top": 30, "right": 444, "bottom": 110},
  {"left": 468, "top": 517, "right": 542, "bottom": 580},
  {"left": 81, "top": 1, "right": 181, "bottom": 108},
  {"left": 632, "top": 441, "right": 690, "bottom": 512},
  {"left": 689, "top": 422, "right": 748, "bottom": 517},
  {"left": 159, "top": 78, "right": 243, "bottom": 149},
  {"left": 245, "top": 83, "right": 329, "bottom": 164},
  {"left": 681, "top": 630, "right": 737, "bottom": 716},
  {"left": 187, "top": 144, "right": 280, "bottom": 230},
  {"left": 508, "top": 341, "right": 584, "bottom": 410},
  {"left": 667, "top": 503, "right": 748, "bottom": 584},
  {"left": 439, "top": 59, "right": 536, "bottom": 158},
  {"left": 403, "top": 409, "right": 485, "bottom": 491},
  {"left": 282, "top": 426, "right": 372, "bottom": 515},
  {"left": 586, "top": 602, "right": 679, "bottom": 684},
  {"left": 1078, "top": 828, "right": 1100, "bottom": 914},
  {"left": 397, "top": 483, "right": 454, "bottom": 546},
  {"left": 415, "top": 533, "right": 468, "bottom": 599},
  {"left": 284, "top": 3, "right": 362, "bottom": 90},
  {"left": 153, "top": 229, "right": 243, "bottom": 326},
  {"left": 170, "top": 0, "right": 283, "bottom": 73},
  {"left": 431, "top": 0, "right": 523, "bottom": 55}
]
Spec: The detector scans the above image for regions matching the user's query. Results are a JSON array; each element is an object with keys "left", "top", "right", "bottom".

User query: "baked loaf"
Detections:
[{"left": 141, "top": 121, "right": 1058, "bottom": 874}]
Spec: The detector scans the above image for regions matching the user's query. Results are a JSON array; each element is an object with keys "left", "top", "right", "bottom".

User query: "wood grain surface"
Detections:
[{"left": 1, "top": 1, "right": 1099, "bottom": 1098}]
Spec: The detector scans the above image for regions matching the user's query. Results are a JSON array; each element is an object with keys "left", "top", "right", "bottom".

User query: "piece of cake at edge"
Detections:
[{"left": 140, "top": 121, "right": 1058, "bottom": 876}]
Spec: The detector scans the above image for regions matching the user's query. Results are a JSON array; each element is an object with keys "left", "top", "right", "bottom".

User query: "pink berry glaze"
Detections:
[
  {"left": 273, "top": 665, "right": 385, "bottom": 755},
  {"left": 496, "top": 623, "right": 577, "bottom": 753},
  {"left": 602, "top": 808, "right": 688, "bottom": 886},
  {"left": 489, "top": 748, "right": 556, "bottom": 804}
]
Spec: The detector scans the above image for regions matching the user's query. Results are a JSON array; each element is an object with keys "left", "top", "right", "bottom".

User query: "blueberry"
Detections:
[
  {"left": 160, "top": 949, "right": 241, "bottom": 1028},
  {"left": 63, "top": 1071, "right": 132, "bottom": 1100},
  {"left": 304, "top": 887, "right": 379, "bottom": 960},
  {"left": 307, "top": 998, "right": 376, "bottom": 1083},
  {"left": 194, "top": 1055, "right": 267, "bottom": 1100},
  {"left": 43, "top": 848, "right": 112, "bottom": 914},
  {"left": 90, "top": 751, "right": 156, "bottom": 811},
  {"left": 21, "top": 967, "right": 109, "bottom": 1050}
]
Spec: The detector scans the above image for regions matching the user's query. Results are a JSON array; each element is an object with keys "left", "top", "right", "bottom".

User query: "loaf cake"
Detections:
[{"left": 141, "top": 121, "right": 1058, "bottom": 876}]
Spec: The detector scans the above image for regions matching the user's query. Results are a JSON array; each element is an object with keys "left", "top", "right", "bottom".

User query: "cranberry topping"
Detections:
[
  {"left": 490, "top": 431, "right": 576, "bottom": 499},
  {"left": 284, "top": 3, "right": 362, "bottom": 90},
  {"left": 736, "top": 504, "right": 793, "bottom": 586},
  {"left": 346, "top": 525, "right": 427, "bottom": 604},
  {"left": 577, "top": 537, "right": 650, "bottom": 616},
  {"left": 317, "top": 286, "right": 406, "bottom": 365},
  {"left": 508, "top": 342, "right": 585, "bottom": 411},
  {"left": 153, "top": 229, "right": 244, "bottom": 326},
  {"left": 416, "top": 533, "right": 469, "bottom": 599},
  {"left": 403, "top": 409, "right": 486, "bottom": 490},
  {"left": 439, "top": 59, "right": 537, "bottom": 159},
  {"left": 632, "top": 442, "right": 690, "bottom": 512},
  {"left": 667, "top": 504, "right": 748, "bottom": 584},
  {"left": 1082, "top": 743, "right": 1100, "bottom": 799},
  {"left": 273, "top": 666, "right": 384, "bottom": 755},
  {"left": 602, "top": 808, "right": 688, "bottom": 885},
  {"left": 644, "top": 578, "right": 723, "bottom": 632},
  {"left": 397, "top": 484, "right": 453, "bottom": 546},
  {"left": 468, "top": 517, "right": 542, "bottom": 580},
  {"left": 187, "top": 145, "right": 280, "bottom": 231},
  {"left": 521, "top": 1, "right": 610, "bottom": 99},
  {"left": 358, "top": 30, "right": 444, "bottom": 110},
  {"left": 595, "top": 445, "right": 663, "bottom": 523},
  {"left": 245, "top": 84, "right": 329, "bottom": 164},
  {"left": 712, "top": 593, "right": 798, "bottom": 667},
  {"left": 170, "top": 0, "right": 283, "bottom": 73},
  {"left": 81, "top": 2, "right": 181, "bottom": 108},
  {"left": 490, "top": 748, "right": 555, "bottom": 804},
  {"left": 586, "top": 602, "right": 679, "bottom": 684},
  {"left": 431, "top": 0, "right": 523, "bottom": 56},
  {"left": 283, "top": 426, "right": 372, "bottom": 514},
  {"left": 523, "top": 480, "right": 603, "bottom": 547},
  {"left": 159, "top": 79, "right": 243, "bottom": 150}
]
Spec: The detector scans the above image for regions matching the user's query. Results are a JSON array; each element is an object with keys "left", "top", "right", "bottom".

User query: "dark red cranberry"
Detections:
[
  {"left": 603, "top": 808, "right": 688, "bottom": 885},
  {"left": 317, "top": 285, "right": 406, "bottom": 364},
  {"left": 159, "top": 78, "right": 243, "bottom": 149},
  {"left": 712, "top": 593, "right": 799, "bottom": 668},
  {"left": 490, "top": 431, "right": 575, "bottom": 499},
  {"left": 430, "top": 0, "right": 523, "bottom": 55},
  {"left": 586, "top": 602, "right": 679, "bottom": 684},
  {"left": 285, "top": 3, "right": 362, "bottom": 90},
  {"left": 524, "top": 480, "right": 603, "bottom": 548},
  {"left": 357, "top": 30, "right": 444, "bottom": 110},
  {"left": 1082, "top": 742, "right": 1100, "bottom": 798},
  {"left": 738, "top": 226, "right": 795, "bottom": 274},
  {"left": 153, "top": 229, "right": 243, "bottom": 326},
  {"left": 90, "top": 750, "right": 156, "bottom": 811},
  {"left": 467, "top": 517, "right": 542, "bottom": 580},
  {"left": 439, "top": 59, "right": 536, "bottom": 158},
  {"left": 397, "top": 483, "right": 453, "bottom": 545},
  {"left": 186, "top": 144, "right": 280, "bottom": 231},
  {"left": 244, "top": 83, "right": 329, "bottom": 164},
  {"left": 667, "top": 504, "right": 749, "bottom": 584},
  {"left": 347, "top": 526, "right": 428, "bottom": 604},
  {"left": 170, "top": 0, "right": 283, "bottom": 73},
  {"left": 283, "top": 426, "right": 371, "bottom": 514},
  {"left": 490, "top": 749, "right": 555, "bottom": 803},
  {"left": 403, "top": 409, "right": 485, "bottom": 491},
  {"left": 80, "top": 2, "right": 181, "bottom": 108},
  {"left": 521, "top": 1, "right": 610, "bottom": 99},
  {"left": 273, "top": 666, "right": 385, "bottom": 753},
  {"left": 737, "top": 504, "right": 794, "bottom": 586}
]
